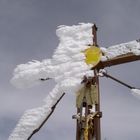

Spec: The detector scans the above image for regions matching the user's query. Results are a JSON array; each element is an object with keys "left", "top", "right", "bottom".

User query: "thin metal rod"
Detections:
[
  {"left": 103, "top": 72, "right": 135, "bottom": 89},
  {"left": 27, "top": 93, "right": 65, "bottom": 140},
  {"left": 40, "top": 78, "right": 52, "bottom": 81}
]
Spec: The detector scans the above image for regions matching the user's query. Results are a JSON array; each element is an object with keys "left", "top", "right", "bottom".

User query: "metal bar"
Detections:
[
  {"left": 40, "top": 78, "right": 51, "bottom": 81},
  {"left": 103, "top": 72, "right": 134, "bottom": 89},
  {"left": 27, "top": 93, "right": 65, "bottom": 140}
]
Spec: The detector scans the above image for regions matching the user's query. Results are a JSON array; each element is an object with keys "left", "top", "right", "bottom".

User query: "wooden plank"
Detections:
[{"left": 95, "top": 53, "right": 140, "bottom": 69}]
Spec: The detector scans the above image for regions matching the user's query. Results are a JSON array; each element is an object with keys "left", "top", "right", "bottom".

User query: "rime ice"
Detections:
[
  {"left": 131, "top": 89, "right": 140, "bottom": 99},
  {"left": 9, "top": 23, "right": 140, "bottom": 140},
  {"left": 9, "top": 23, "right": 94, "bottom": 140},
  {"left": 101, "top": 40, "right": 140, "bottom": 61}
]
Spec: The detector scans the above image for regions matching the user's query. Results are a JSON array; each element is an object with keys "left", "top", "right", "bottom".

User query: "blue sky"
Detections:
[{"left": 0, "top": 0, "right": 140, "bottom": 139}]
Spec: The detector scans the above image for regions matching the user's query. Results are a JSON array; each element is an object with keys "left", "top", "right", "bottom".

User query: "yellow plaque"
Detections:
[{"left": 84, "top": 46, "right": 102, "bottom": 66}]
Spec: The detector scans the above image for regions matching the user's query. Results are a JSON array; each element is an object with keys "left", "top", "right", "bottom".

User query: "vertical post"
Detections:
[
  {"left": 92, "top": 24, "right": 98, "bottom": 46},
  {"left": 76, "top": 108, "right": 81, "bottom": 140},
  {"left": 75, "top": 23, "right": 101, "bottom": 140},
  {"left": 92, "top": 24, "right": 101, "bottom": 140}
]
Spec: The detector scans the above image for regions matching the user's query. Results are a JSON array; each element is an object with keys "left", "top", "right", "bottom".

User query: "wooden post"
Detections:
[
  {"left": 92, "top": 24, "right": 98, "bottom": 46},
  {"left": 92, "top": 24, "right": 101, "bottom": 140},
  {"left": 75, "top": 23, "right": 140, "bottom": 140},
  {"left": 75, "top": 24, "right": 102, "bottom": 140},
  {"left": 94, "top": 69, "right": 101, "bottom": 140}
]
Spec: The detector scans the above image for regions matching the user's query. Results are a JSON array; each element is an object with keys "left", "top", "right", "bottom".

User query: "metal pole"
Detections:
[{"left": 103, "top": 72, "right": 134, "bottom": 89}]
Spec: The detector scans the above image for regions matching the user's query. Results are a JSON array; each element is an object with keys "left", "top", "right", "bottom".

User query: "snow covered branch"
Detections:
[{"left": 27, "top": 93, "right": 65, "bottom": 140}]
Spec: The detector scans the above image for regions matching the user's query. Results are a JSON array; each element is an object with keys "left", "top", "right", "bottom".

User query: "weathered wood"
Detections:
[
  {"left": 76, "top": 24, "right": 102, "bottom": 140},
  {"left": 96, "top": 53, "right": 140, "bottom": 69},
  {"left": 93, "top": 24, "right": 101, "bottom": 140}
]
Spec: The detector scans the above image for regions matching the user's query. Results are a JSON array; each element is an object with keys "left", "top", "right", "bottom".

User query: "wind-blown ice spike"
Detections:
[{"left": 131, "top": 89, "right": 140, "bottom": 99}]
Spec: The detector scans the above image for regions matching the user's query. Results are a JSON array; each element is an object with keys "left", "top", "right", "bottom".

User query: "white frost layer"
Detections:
[
  {"left": 9, "top": 85, "right": 64, "bottom": 140},
  {"left": 101, "top": 40, "right": 140, "bottom": 61},
  {"left": 11, "top": 23, "right": 93, "bottom": 88},
  {"left": 9, "top": 23, "right": 94, "bottom": 140},
  {"left": 9, "top": 106, "right": 52, "bottom": 140},
  {"left": 131, "top": 88, "right": 140, "bottom": 100}
]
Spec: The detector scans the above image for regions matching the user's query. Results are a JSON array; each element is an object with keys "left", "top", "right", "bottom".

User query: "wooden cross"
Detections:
[{"left": 16, "top": 23, "right": 140, "bottom": 140}]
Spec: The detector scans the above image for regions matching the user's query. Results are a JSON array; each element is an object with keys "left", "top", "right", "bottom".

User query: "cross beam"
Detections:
[{"left": 96, "top": 53, "right": 140, "bottom": 69}]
